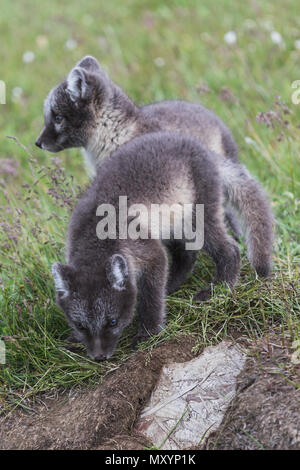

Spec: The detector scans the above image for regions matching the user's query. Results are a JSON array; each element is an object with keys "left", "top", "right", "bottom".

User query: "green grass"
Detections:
[{"left": 0, "top": 0, "right": 299, "bottom": 412}]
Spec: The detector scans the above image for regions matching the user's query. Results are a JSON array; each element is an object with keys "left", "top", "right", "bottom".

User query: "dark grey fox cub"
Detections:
[{"left": 52, "top": 132, "right": 241, "bottom": 361}]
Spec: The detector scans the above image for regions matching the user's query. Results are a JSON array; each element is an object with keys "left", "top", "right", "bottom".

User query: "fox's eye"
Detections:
[
  {"left": 110, "top": 319, "right": 117, "bottom": 327},
  {"left": 54, "top": 114, "right": 63, "bottom": 124},
  {"left": 57, "top": 290, "right": 67, "bottom": 300},
  {"left": 74, "top": 322, "right": 85, "bottom": 331}
]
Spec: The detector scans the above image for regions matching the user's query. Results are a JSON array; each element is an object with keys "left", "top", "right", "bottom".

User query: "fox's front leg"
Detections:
[
  {"left": 132, "top": 244, "right": 168, "bottom": 348},
  {"left": 194, "top": 213, "right": 240, "bottom": 302}
]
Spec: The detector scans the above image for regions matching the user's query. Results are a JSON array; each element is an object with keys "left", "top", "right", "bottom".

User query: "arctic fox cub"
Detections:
[
  {"left": 38, "top": 56, "right": 273, "bottom": 278},
  {"left": 36, "top": 56, "right": 238, "bottom": 170},
  {"left": 52, "top": 132, "right": 271, "bottom": 361},
  {"left": 36, "top": 56, "right": 243, "bottom": 237}
]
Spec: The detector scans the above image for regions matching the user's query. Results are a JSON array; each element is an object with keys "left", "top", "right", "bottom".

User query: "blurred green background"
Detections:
[{"left": 0, "top": 0, "right": 299, "bottom": 185}]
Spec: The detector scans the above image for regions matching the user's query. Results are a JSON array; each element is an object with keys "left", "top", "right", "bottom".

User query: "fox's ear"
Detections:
[
  {"left": 66, "top": 67, "right": 90, "bottom": 102},
  {"left": 76, "top": 56, "right": 101, "bottom": 74},
  {"left": 106, "top": 254, "right": 128, "bottom": 291},
  {"left": 52, "top": 262, "right": 73, "bottom": 298}
]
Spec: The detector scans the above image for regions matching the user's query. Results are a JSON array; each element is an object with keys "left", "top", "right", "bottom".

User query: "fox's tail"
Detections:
[{"left": 219, "top": 158, "right": 274, "bottom": 277}]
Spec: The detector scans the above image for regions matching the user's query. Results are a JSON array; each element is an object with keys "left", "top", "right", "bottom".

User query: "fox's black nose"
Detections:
[
  {"left": 35, "top": 139, "right": 42, "bottom": 148},
  {"left": 94, "top": 354, "right": 107, "bottom": 362}
]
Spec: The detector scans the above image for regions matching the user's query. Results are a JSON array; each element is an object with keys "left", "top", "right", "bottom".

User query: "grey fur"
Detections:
[
  {"left": 53, "top": 132, "right": 240, "bottom": 360},
  {"left": 218, "top": 157, "right": 274, "bottom": 277},
  {"left": 36, "top": 56, "right": 237, "bottom": 165},
  {"left": 36, "top": 55, "right": 240, "bottom": 232},
  {"left": 37, "top": 56, "right": 273, "bottom": 278}
]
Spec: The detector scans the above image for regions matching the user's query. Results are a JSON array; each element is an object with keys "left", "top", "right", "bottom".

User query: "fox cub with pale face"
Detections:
[
  {"left": 35, "top": 56, "right": 238, "bottom": 169},
  {"left": 36, "top": 55, "right": 243, "bottom": 235},
  {"left": 52, "top": 132, "right": 242, "bottom": 361}
]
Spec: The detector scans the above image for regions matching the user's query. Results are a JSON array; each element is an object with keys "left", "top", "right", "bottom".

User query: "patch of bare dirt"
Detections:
[
  {"left": 1, "top": 335, "right": 299, "bottom": 450},
  {"left": 0, "top": 337, "right": 197, "bottom": 450},
  {"left": 204, "top": 336, "right": 300, "bottom": 450}
]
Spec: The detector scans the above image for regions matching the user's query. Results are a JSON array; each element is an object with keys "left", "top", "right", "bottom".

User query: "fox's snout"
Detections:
[
  {"left": 35, "top": 127, "right": 46, "bottom": 149},
  {"left": 35, "top": 137, "right": 42, "bottom": 148},
  {"left": 34, "top": 126, "right": 61, "bottom": 153},
  {"left": 92, "top": 353, "right": 107, "bottom": 362}
]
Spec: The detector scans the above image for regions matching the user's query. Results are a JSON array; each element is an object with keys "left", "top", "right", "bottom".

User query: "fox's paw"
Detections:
[
  {"left": 132, "top": 332, "right": 150, "bottom": 349},
  {"left": 254, "top": 263, "right": 271, "bottom": 278},
  {"left": 194, "top": 286, "right": 212, "bottom": 302},
  {"left": 132, "top": 324, "right": 164, "bottom": 349}
]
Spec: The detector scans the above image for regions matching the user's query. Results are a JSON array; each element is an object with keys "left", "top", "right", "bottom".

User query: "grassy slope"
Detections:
[{"left": 0, "top": 0, "right": 299, "bottom": 411}]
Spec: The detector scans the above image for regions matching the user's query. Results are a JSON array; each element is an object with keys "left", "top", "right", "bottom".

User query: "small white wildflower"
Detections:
[
  {"left": 245, "top": 136, "right": 257, "bottom": 146},
  {"left": 270, "top": 31, "right": 282, "bottom": 45},
  {"left": 294, "top": 39, "right": 300, "bottom": 50},
  {"left": 224, "top": 31, "right": 237, "bottom": 45},
  {"left": 65, "top": 38, "right": 78, "bottom": 50},
  {"left": 154, "top": 57, "right": 165, "bottom": 67},
  {"left": 22, "top": 51, "right": 35, "bottom": 63}
]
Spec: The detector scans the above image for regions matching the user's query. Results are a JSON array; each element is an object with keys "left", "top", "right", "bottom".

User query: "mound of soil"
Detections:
[
  {"left": 204, "top": 337, "right": 300, "bottom": 450},
  {"left": 0, "top": 337, "right": 197, "bottom": 450},
  {"left": 1, "top": 335, "right": 299, "bottom": 450}
]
